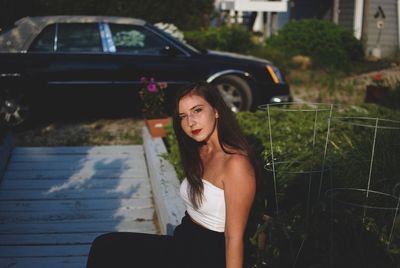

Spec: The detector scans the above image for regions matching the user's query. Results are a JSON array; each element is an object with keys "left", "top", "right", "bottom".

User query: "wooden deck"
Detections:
[{"left": 0, "top": 145, "right": 158, "bottom": 268}]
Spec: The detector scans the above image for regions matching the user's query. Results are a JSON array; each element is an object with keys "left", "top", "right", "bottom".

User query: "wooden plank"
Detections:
[
  {"left": 0, "top": 198, "right": 154, "bottom": 212},
  {"left": 1, "top": 178, "right": 148, "bottom": 190},
  {"left": 0, "top": 143, "right": 160, "bottom": 267},
  {"left": 10, "top": 155, "right": 143, "bottom": 162},
  {"left": 0, "top": 244, "right": 90, "bottom": 257},
  {"left": 7, "top": 160, "right": 145, "bottom": 171},
  {"left": 0, "top": 228, "right": 160, "bottom": 246},
  {"left": 0, "top": 207, "right": 154, "bottom": 224},
  {"left": 0, "top": 256, "right": 87, "bottom": 268},
  {"left": 12, "top": 146, "right": 143, "bottom": 155},
  {"left": 0, "top": 220, "right": 157, "bottom": 234},
  {"left": 0, "top": 186, "right": 152, "bottom": 201},
  {"left": 0, "top": 232, "right": 102, "bottom": 245},
  {"left": 3, "top": 169, "right": 147, "bottom": 180}
]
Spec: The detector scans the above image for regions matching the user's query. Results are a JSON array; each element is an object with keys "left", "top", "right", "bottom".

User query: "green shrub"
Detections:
[
  {"left": 184, "top": 25, "right": 255, "bottom": 53},
  {"left": 240, "top": 105, "right": 400, "bottom": 267},
  {"left": 249, "top": 44, "right": 290, "bottom": 75},
  {"left": 266, "top": 19, "right": 364, "bottom": 71},
  {"left": 164, "top": 124, "right": 184, "bottom": 180}
]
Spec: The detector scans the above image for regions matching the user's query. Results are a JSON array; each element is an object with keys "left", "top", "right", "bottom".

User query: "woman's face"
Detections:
[{"left": 178, "top": 93, "right": 218, "bottom": 142}]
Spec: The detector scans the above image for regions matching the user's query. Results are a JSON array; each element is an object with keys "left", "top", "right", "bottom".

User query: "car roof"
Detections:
[
  {"left": 16, "top": 15, "right": 146, "bottom": 26},
  {"left": 0, "top": 15, "right": 147, "bottom": 52}
]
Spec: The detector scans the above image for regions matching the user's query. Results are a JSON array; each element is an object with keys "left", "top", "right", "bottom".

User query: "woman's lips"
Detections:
[{"left": 191, "top": 129, "right": 202, "bottom": 135}]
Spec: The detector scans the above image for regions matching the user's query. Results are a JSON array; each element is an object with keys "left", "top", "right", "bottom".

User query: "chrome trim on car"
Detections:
[
  {"left": 54, "top": 23, "right": 58, "bottom": 52},
  {"left": 47, "top": 80, "right": 189, "bottom": 85},
  {"left": 206, "top": 70, "right": 251, "bottom": 83},
  {"left": 113, "top": 80, "right": 189, "bottom": 85},
  {"left": 47, "top": 81, "right": 114, "bottom": 85},
  {"left": 270, "top": 95, "right": 291, "bottom": 103},
  {"left": 0, "top": 73, "right": 22, "bottom": 77}
]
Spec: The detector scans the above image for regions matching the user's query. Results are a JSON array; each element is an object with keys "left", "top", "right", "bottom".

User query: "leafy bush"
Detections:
[
  {"left": 266, "top": 19, "right": 364, "bottom": 71},
  {"left": 184, "top": 25, "right": 255, "bottom": 53},
  {"left": 239, "top": 104, "right": 400, "bottom": 267},
  {"left": 165, "top": 103, "right": 400, "bottom": 267}
]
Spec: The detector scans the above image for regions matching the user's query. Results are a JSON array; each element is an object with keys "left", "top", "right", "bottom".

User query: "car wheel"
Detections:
[
  {"left": 0, "top": 88, "right": 30, "bottom": 127},
  {"left": 213, "top": 75, "right": 252, "bottom": 112}
]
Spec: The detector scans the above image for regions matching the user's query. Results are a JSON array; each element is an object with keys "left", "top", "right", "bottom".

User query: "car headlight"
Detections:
[{"left": 266, "top": 65, "right": 284, "bottom": 84}]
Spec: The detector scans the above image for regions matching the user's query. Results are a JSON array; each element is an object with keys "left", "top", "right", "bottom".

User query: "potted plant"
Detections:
[
  {"left": 139, "top": 77, "right": 171, "bottom": 138},
  {"left": 365, "top": 73, "right": 390, "bottom": 103}
]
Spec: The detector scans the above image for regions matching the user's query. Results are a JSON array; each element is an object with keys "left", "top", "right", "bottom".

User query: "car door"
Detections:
[
  {"left": 106, "top": 23, "right": 203, "bottom": 113},
  {"left": 28, "top": 22, "right": 120, "bottom": 114}
]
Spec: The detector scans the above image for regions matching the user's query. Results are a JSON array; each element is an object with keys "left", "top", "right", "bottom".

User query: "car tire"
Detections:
[
  {"left": 0, "top": 88, "right": 31, "bottom": 128},
  {"left": 212, "top": 75, "right": 252, "bottom": 112}
]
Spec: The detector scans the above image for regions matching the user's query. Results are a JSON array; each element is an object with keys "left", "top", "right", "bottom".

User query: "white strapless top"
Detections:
[{"left": 180, "top": 178, "right": 226, "bottom": 232}]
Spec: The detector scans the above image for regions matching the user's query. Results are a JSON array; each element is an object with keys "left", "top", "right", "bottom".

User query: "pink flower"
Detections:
[
  {"left": 140, "top": 77, "right": 147, "bottom": 82},
  {"left": 147, "top": 83, "right": 157, "bottom": 93}
]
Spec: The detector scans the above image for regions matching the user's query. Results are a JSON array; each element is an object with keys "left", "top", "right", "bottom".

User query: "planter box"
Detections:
[
  {"left": 0, "top": 131, "right": 14, "bottom": 182},
  {"left": 142, "top": 127, "right": 185, "bottom": 235},
  {"left": 145, "top": 117, "right": 171, "bottom": 138}
]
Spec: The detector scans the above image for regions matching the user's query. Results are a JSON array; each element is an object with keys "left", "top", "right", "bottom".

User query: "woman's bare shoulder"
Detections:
[{"left": 224, "top": 154, "right": 255, "bottom": 182}]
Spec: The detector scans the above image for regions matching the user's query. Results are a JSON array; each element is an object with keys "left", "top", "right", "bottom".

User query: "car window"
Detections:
[
  {"left": 108, "top": 24, "right": 170, "bottom": 55},
  {"left": 57, "top": 23, "right": 102, "bottom": 52},
  {"left": 30, "top": 24, "right": 56, "bottom": 52}
]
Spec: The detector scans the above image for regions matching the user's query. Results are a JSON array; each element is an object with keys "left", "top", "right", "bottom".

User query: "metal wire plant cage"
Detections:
[{"left": 252, "top": 102, "right": 400, "bottom": 268}]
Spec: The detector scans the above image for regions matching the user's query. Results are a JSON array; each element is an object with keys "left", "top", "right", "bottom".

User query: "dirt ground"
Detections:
[
  {"left": 12, "top": 117, "right": 145, "bottom": 147},
  {"left": 289, "top": 65, "right": 400, "bottom": 105}
]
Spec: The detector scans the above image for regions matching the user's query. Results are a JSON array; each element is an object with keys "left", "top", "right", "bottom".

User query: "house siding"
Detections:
[
  {"left": 338, "top": 0, "right": 355, "bottom": 32},
  {"left": 366, "top": 0, "right": 399, "bottom": 57}
]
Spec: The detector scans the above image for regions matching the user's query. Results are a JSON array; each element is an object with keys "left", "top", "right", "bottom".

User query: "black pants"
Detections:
[{"left": 86, "top": 212, "right": 226, "bottom": 268}]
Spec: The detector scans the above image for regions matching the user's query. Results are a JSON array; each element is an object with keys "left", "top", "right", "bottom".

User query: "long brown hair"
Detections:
[{"left": 173, "top": 81, "right": 257, "bottom": 209}]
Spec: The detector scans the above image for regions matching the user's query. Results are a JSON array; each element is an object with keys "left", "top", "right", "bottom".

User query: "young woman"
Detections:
[{"left": 86, "top": 81, "right": 256, "bottom": 268}]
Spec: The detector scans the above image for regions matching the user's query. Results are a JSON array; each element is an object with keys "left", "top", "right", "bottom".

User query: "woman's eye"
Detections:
[
  {"left": 194, "top": 108, "right": 202, "bottom": 113},
  {"left": 179, "top": 115, "right": 187, "bottom": 120}
]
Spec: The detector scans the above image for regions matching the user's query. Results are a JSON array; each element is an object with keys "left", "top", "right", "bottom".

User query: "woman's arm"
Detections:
[{"left": 223, "top": 155, "right": 256, "bottom": 268}]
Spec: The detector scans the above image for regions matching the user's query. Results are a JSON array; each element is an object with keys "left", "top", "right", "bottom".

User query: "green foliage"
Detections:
[
  {"left": 184, "top": 25, "right": 255, "bottom": 53},
  {"left": 249, "top": 44, "right": 290, "bottom": 75},
  {"left": 266, "top": 19, "right": 364, "bottom": 71},
  {"left": 165, "top": 104, "right": 400, "bottom": 267},
  {"left": 163, "top": 124, "right": 184, "bottom": 181}
]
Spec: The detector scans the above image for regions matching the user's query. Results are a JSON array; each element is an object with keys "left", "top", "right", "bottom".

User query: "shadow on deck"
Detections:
[{"left": 0, "top": 145, "right": 158, "bottom": 268}]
